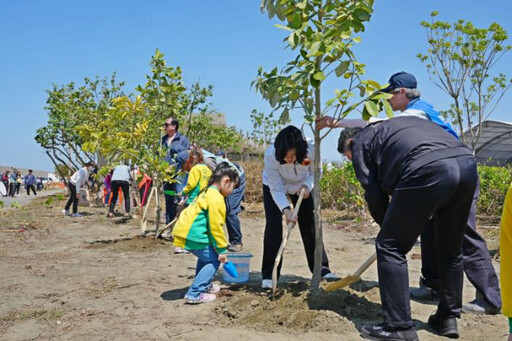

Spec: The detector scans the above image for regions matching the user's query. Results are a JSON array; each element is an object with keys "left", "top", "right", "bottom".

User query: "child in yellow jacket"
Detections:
[
  {"left": 172, "top": 162, "right": 240, "bottom": 304},
  {"left": 501, "top": 181, "right": 512, "bottom": 340},
  {"left": 182, "top": 147, "right": 212, "bottom": 205}
]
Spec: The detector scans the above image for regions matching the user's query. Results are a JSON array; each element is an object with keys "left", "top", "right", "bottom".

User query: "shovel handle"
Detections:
[
  {"left": 272, "top": 189, "right": 306, "bottom": 297},
  {"left": 353, "top": 252, "right": 377, "bottom": 277}
]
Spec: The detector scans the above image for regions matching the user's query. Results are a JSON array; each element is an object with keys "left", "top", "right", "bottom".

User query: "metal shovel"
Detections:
[{"left": 272, "top": 189, "right": 305, "bottom": 297}]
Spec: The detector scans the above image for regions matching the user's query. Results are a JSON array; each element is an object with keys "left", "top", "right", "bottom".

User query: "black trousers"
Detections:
[
  {"left": 420, "top": 177, "right": 502, "bottom": 309},
  {"left": 8, "top": 183, "right": 16, "bottom": 197},
  {"left": 261, "top": 185, "right": 330, "bottom": 280},
  {"left": 376, "top": 156, "right": 478, "bottom": 330},
  {"left": 109, "top": 180, "right": 130, "bottom": 213},
  {"left": 65, "top": 183, "right": 78, "bottom": 214},
  {"left": 26, "top": 184, "right": 36, "bottom": 196},
  {"left": 15, "top": 183, "right": 20, "bottom": 195}
]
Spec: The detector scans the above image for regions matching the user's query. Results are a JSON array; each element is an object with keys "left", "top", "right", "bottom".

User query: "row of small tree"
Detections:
[
  {"left": 36, "top": 51, "right": 281, "bottom": 183},
  {"left": 35, "top": 0, "right": 511, "bottom": 292}
]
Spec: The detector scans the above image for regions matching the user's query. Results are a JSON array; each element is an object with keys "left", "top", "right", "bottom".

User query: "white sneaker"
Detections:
[
  {"left": 62, "top": 209, "right": 71, "bottom": 216},
  {"left": 71, "top": 213, "right": 83, "bottom": 217},
  {"left": 161, "top": 230, "right": 172, "bottom": 240},
  {"left": 322, "top": 272, "right": 340, "bottom": 280},
  {"left": 174, "top": 247, "right": 185, "bottom": 254},
  {"left": 261, "top": 279, "right": 273, "bottom": 289}
]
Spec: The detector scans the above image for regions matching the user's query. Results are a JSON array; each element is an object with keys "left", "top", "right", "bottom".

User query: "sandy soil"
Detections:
[{"left": 0, "top": 196, "right": 506, "bottom": 340}]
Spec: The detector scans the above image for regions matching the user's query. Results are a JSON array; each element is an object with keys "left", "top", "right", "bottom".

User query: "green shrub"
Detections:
[
  {"left": 477, "top": 165, "right": 512, "bottom": 217},
  {"left": 240, "top": 161, "right": 263, "bottom": 204},
  {"left": 240, "top": 159, "right": 511, "bottom": 220},
  {"left": 43, "top": 197, "right": 54, "bottom": 206},
  {"left": 320, "top": 162, "right": 366, "bottom": 216},
  {"left": 0, "top": 200, "right": 4, "bottom": 209}
]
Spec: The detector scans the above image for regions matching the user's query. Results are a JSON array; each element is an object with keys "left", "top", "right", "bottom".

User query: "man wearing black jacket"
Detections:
[{"left": 338, "top": 116, "right": 478, "bottom": 340}]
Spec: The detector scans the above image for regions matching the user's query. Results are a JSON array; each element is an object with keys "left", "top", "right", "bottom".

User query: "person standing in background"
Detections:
[
  {"left": 15, "top": 172, "right": 21, "bottom": 196},
  {"left": 2, "top": 171, "right": 10, "bottom": 196},
  {"left": 23, "top": 170, "right": 37, "bottom": 196},
  {"left": 8, "top": 171, "right": 16, "bottom": 197},
  {"left": 161, "top": 117, "right": 190, "bottom": 224}
]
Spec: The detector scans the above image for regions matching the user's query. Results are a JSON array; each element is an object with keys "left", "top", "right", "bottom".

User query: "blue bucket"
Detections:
[{"left": 222, "top": 252, "right": 253, "bottom": 283}]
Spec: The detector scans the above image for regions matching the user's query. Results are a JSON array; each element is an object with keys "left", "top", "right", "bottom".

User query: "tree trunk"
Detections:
[
  {"left": 155, "top": 185, "right": 161, "bottom": 236},
  {"left": 310, "top": 56, "right": 324, "bottom": 291},
  {"left": 453, "top": 96, "right": 466, "bottom": 145},
  {"left": 46, "top": 151, "right": 69, "bottom": 188}
]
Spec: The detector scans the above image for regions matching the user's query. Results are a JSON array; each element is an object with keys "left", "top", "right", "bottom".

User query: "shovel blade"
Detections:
[{"left": 325, "top": 275, "right": 360, "bottom": 292}]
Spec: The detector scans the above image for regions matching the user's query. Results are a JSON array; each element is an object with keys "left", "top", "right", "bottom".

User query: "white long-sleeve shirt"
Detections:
[
  {"left": 262, "top": 140, "right": 319, "bottom": 211},
  {"left": 69, "top": 167, "right": 89, "bottom": 193}
]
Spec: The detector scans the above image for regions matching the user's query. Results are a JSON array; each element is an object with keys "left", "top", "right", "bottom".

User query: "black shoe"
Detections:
[
  {"left": 410, "top": 286, "right": 439, "bottom": 300},
  {"left": 410, "top": 276, "right": 440, "bottom": 301},
  {"left": 361, "top": 324, "right": 419, "bottom": 341},
  {"left": 428, "top": 312, "right": 459, "bottom": 338}
]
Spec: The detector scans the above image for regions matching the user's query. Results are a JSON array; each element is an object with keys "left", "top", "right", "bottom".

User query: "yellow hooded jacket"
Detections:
[
  {"left": 500, "top": 181, "right": 512, "bottom": 331},
  {"left": 173, "top": 186, "right": 228, "bottom": 254}
]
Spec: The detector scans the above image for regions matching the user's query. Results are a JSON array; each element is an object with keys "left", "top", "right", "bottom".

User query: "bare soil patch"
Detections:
[{"left": 0, "top": 196, "right": 506, "bottom": 340}]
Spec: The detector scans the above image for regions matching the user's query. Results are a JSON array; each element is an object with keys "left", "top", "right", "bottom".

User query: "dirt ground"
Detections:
[{"left": 0, "top": 195, "right": 506, "bottom": 340}]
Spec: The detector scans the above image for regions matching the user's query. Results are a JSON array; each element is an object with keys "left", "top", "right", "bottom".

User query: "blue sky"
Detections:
[{"left": 1, "top": 0, "right": 512, "bottom": 171}]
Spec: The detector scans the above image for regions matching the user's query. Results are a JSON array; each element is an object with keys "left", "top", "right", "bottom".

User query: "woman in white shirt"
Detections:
[
  {"left": 261, "top": 126, "right": 337, "bottom": 289},
  {"left": 62, "top": 161, "right": 95, "bottom": 217}
]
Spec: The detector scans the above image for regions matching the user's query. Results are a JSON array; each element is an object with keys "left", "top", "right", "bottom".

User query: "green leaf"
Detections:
[
  {"left": 288, "top": 32, "right": 297, "bottom": 47},
  {"left": 313, "top": 71, "right": 326, "bottom": 81},
  {"left": 383, "top": 99, "right": 394, "bottom": 118},
  {"left": 280, "top": 108, "right": 290, "bottom": 124},
  {"left": 354, "top": 8, "right": 371, "bottom": 22},
  {"left": 364, "top": 100, "right": 379, "bottom": 116},
  {"left": 291, "top": 12, "right": 302, "bottom": 29},
  {"left": 335, "top": 61, "right": 350, "bottom": 77},
  {"left": 275, "top": 24, "right": 293, "bottom": 31},
  {"left": 361, "top": 107, "right": 372, "bottom": 121},
  {"left": 304, "top": 114, "right": 315, "bottom": 124}
]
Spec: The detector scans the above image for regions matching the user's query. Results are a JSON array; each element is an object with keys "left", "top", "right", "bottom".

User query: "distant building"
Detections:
[{"left": 462, "top": 120, "right": 512, "bottom": 166}]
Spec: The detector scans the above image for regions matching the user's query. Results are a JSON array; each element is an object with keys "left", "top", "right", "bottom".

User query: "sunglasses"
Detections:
[{"left": 163, "top": 123, "right": 170, "bottom": 127}]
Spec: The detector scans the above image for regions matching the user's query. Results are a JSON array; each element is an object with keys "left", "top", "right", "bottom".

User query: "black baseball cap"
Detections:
[{"left": 380, "top": 72, "right": 417, "bottom": 93}]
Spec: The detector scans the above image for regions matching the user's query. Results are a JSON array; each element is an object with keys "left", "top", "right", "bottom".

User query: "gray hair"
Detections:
[
  {"left": 405, "top": 88, "right": 421, "bottom": 99},
  {"left": 392, "top": 88, "right": 421, "bottom": 99}
]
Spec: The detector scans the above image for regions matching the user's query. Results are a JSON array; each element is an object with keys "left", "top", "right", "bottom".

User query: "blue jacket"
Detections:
[
  {"left": 23, "top": 174, "right": 37, "bottom": 186},
  {"left": 406, "top": 98, "right": 458, "bottom": 139},
  {"left": 161, "top": 132, "right": 190, "bottom": 167}
]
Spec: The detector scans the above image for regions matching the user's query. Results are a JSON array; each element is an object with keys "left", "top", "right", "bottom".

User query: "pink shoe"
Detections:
[{"left": 185, "top": 293, "right": 216, "bottom": 304}]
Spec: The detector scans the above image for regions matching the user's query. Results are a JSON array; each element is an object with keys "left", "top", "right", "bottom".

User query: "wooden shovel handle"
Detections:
[
  {"left": 272, "top": 189, "right": 306, "bottom": 297},
  {"left": 353, "top": 252, "right": 377, "bottom": 277}
]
